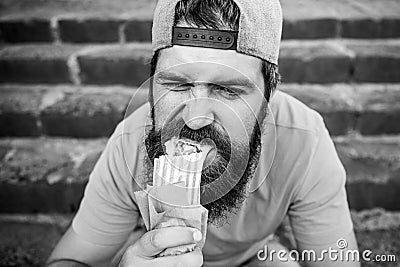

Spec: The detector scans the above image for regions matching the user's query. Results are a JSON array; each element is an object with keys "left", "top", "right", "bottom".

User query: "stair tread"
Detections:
[
  {"left": 1, "top": 0, "right": 400, "bottom": 43},
  {"left": 0, "top": 0, "right": 156, "bottom": 20},
  {"left": 0, "top": 133, "right": 399, "bottom": 212},
  {"left": 0, "top": 210, "right": 399, "bottom": 267},
  {"left": 1, "top": 40, "right": 399, "bottom": 85},
  {"left": 1, "top": 83, "right": 399, "bottom": 137},
  {"left": 1, "top": 0, "right": 399, "bottom": 21},
  {"left": 0, "top": 134, "right": 399, "bottom": 185}
]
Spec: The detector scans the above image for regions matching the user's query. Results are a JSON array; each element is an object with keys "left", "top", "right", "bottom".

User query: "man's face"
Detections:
[
  {"left": 152, "top": 45, "right": 265, "bottom": 140},
  {"left": 146, "top": 45, "right": 267, "bottom": 224}
]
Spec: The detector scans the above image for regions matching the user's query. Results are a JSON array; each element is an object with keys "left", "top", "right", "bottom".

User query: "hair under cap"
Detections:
[{"left": 152, "top": 0, "right": 283, "bottom": 65}]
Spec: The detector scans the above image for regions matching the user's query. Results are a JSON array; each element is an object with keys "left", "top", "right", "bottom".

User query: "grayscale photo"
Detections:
[{"left": 0, "top": 0, "right": 399, "bottom": 266}]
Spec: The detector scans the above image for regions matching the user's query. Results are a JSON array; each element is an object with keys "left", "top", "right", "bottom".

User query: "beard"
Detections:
[{"left": 144, "top": 108, "right": 265, "bottom": 226}]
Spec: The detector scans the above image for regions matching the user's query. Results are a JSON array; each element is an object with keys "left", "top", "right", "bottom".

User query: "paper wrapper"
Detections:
[{"left": 134, "top": 182, "right": 208, "bottom": 257}]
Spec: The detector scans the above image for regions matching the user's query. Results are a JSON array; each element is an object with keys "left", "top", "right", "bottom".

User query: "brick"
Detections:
[
  {"left": 0, "top": 183, "right": 87, "bottom": 213},
  {"left": 282, "top": 84, "right": 400, "bottom": 135},
  {"left": 0, "top": 85, "right": 148, "bottom": 137},
  {"left": 348, "top": 183, "right": 400, "bottom": 211},
  {"left": 279, "top": 41, "right": 352, "bottom": 83},
  {"left": 380, "top": 18, "right": 400, "bottom": 38},
  {"left": 0, "top": 0, "right": 156, "bottom": 20},
  {"left": 59, "top": 18, "right": 121, "bottom": 43},
  {"left": 351, "top": 209, "right": 400, "bottom": 267},
  {"left": 356, "top": 85, "right": 400, "bottom": 134},
  {"left": 280, "top": 84, "right": 359, "bottom": 135},
  {"left": 41, "top": 87, "right": 135, "bottom": 137},
  {"left": 0, "top": 214, "right": 144, "bottom": 266},
  {"left": 0, "top": 221, "right": 63, "bottom": 266},
  {"left": 0, "top": 19, "right": 52, "bottom": 43},
  {"left": 124, "top": 20, "right": 152, "bottom": 42},
  {"left": 342, "top": 19, "right": 380, "bottom": 39},
  {"left": 0, "top": 214, "right": 72, "bottom": 266},
  {"left": 77, "top": 44, "right": 152, "bottom": 86},
  {"left": 355, "top": 229, "right": 400, "bottom": 267},
  {"left": 341, "top": 18, "right": 400, "bottom": 39},
  {"left": 334, "top": 135, "right": 400, "bottom": 185},
  {"left": 347, "top": 41, "right": 400, "bottom": 82},
  {"left": 339, "top": 135, "right": 400, "bottom": 211},
  {"left": 0, "top": 86, "right": 44, "bottom": 136},
  {"left": 0, "top": 45, "right": 81, "bottom": 84},
  {"left": 351, "top": 208, "right": 400, "bottom": 231},
  {"left": 0, "top": 138, "right": 106, "bottom": 184},
  {"left": 337, "top": 135, "right": 400, "bottom": 211},
  {"left": 282, "top": 18, "right": 338, "bottom": 39},
  {"left": 0, "top": 138, "right": 107, "bottom": 212},
  {"left": 0, "top": 214, "right": 73, "bottom": 228}
]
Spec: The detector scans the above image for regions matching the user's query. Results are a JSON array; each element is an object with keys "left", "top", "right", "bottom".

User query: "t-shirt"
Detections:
[{"left": 72, "top": 90, "right": 354, "bottom": 267}]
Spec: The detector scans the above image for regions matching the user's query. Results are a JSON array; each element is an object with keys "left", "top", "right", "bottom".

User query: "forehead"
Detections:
[{"left": 156, "top": 45, "right": 263, "bottom": 84}]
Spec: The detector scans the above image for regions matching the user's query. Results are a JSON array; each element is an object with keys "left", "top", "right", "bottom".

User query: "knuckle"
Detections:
[{"left": 150, "top": 231, "right": 163, "bottom": 249}]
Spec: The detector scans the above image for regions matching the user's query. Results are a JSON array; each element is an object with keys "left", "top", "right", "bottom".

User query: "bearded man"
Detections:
[{"left": 48, "top": 0, "right": 360, "bottom": 266}]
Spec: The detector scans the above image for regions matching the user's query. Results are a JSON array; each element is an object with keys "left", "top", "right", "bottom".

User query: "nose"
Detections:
[{"left": 182, "top": 85, "right": 214, "bottom": 130}]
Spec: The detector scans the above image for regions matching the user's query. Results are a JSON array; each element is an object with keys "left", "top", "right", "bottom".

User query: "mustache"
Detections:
[{"left": 146, "top": 118, "right": 232, "bottom": 163}]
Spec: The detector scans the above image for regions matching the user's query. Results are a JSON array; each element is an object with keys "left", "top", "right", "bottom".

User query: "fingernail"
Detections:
[{"left": 193, "top": 230, "right": 202, "bottom": 242}]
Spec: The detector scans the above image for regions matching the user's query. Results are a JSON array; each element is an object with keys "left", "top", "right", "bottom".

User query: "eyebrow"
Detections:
[
  {"left": 214, "top": 78, "right": 257, "bottom": 91},
  {"left": 155, "top": 71, "right": 257, "bottom": 91},
  {"left": 154, "top": 71, "right": 190, "bottom": 83}
]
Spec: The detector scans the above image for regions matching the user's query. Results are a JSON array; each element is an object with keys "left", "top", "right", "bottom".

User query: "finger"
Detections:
[
  {"left": 135, "top": 227, "right": 202, "bottom": 257},
  {"left": 152, "top": 247, "right": 203, "bottom": 267}
]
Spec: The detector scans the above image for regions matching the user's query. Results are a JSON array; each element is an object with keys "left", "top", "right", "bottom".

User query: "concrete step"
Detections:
[
  {"left": 0, "top": 134, "right": 399, "bottom": 213},
  {"left": 1, "top": 40, "right": 399, "bottom": 85},
  {"left": 0, "top": 209, "right": 399, "bottom": 266},
  {"left": 1, "top": 83, "right": 399, "bottom": 138},
  {"left": 0, "top": 84, "right": 148, "bottom": 137},
  {"left": 0, "top": 0, "right": 399, "bottom": 43}
]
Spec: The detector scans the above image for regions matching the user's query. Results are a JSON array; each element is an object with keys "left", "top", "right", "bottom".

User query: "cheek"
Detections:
[
  {"left": 152, "top": 88, "right": 183, "bottom": 126},
  {"left": 216, "top": 97, "right": 261, "bottom": 144}
]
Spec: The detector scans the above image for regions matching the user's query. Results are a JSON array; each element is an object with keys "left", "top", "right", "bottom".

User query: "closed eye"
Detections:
[
  {"left": 210, "top": 84, "right": 241, "bottom": 99},
  {"left": 163, "top": 82, "right": 193, "bottom": 91}
]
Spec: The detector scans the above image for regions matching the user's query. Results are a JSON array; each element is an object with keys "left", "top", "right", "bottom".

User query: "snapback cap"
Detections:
[{"left": 152, "top": 0, "right": 283, "bottom": 65}]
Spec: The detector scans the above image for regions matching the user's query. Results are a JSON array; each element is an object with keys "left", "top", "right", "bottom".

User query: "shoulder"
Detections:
[
  {"left": 258, "top": 90, "right": 334, "bottom": 201},
  {"left": 112, "top": 102, "right": 151, "bottom": 141},
  {"left": 269, "top": 90, "right": 325, "bottom": 135},
  {"left": 101, "top": 102, "right": 151, "bottom": 188}
]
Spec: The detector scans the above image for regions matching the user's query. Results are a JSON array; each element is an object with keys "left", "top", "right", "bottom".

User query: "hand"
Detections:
[{"left": 119, "top": 226, "right": 203, "bottom": 267}]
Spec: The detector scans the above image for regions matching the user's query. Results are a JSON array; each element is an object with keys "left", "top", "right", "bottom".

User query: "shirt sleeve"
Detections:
[
  {"left": 288, "top": 126, "right": 354, "bottom": 246},
  {"left": 72, "top": 130, "right": 141, "bottom": 246}
]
